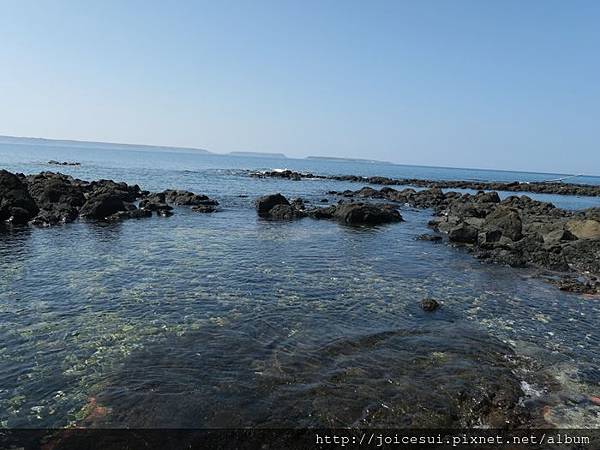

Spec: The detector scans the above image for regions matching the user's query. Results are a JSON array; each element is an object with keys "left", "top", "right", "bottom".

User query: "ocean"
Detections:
[{"left": 1, "top": 141, "right": 599, "bottom": 428}]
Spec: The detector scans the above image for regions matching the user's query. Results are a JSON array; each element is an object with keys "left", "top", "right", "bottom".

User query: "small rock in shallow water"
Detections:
[
  {"left": 420, "top": 298, "right": 440, "bottom": 312},
  {"left": 192, "top": 204, "right": 218, "bottom": 213},
  {"left": 591, "top": 396, "right": 600, "bottom": 406},
  {"left": 416, "top": 233, "right": 442, "bottom": 242}
]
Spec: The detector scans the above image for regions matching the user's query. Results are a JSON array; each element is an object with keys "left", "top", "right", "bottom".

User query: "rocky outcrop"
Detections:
[
  {"left": 256, "top": 193, "right": 293, "bottom": 217},
  {"left": 256, "top": 193, "right": 402, "bottom": 225},
  {"left": 163, "top": 190, "right": 219, "bottom": 209},
  {"left": 250, "top": 170, "right": 314, "bottom": 180},
  {"left": 334, "top": 185, "right": 600, "bottom": 294},
  {"left": 565, "top": 219, "right": 600, "bottom": 240},
  {"left": 0, "top": 170, "right": 39, "bottom": 224},
  {"left": 26, "top": 172, "right": 85, "bottom": 225},
  {"left": 308, "top": 202, "right": 403, "bottom": 225},
  {"left": 253, "top": 169, "right": 600, "bottom": 197},
  {"left": 0, "top": 170, "right": 220, "bottom": 226},
  {"left": 79, "top": 192, "right": 130, "bottom": 220},
  {"left": 48, "top": 160, "right": 81, "bottom": 166}
]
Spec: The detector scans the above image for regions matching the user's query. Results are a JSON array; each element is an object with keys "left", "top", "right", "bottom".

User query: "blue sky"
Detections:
[{"left": 0, "top": 1, "right": 598, "bottom": 173}]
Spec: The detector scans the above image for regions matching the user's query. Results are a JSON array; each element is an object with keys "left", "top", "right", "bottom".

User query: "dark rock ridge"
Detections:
[
  {"left": 256, "top": 193, "right": 403, "bottom": 225},
  {"left": 334, "top": 185, "right": 600, "bottom": 294},
  {"left": 251, "top": 169, "right": 600, "bottom": 197},
  {"left": 0, "top": 170, "right": 219, "bottom": 227}
]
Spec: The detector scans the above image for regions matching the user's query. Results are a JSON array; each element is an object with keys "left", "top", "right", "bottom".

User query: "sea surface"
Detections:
[{"left": 1, "top": 142, "right": 599, "bottom": 428}]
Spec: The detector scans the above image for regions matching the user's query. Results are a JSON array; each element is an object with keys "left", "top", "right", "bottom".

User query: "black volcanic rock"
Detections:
[
  {"left": 80, "top": 192, "right": 129, "bottom": 220},
  {"left": 164, "top": 190, "right": 219, "bottom": 207},
  {"left": 25, "top": 172, "right": 85, "bottom": 225},
  {"left": 0, "top": 170, "right": 39, "bottom": 224},
  {"left": 330, "top": 202, "right": 403, "bottom": 225},
  {"left": 417, "top": 233, "right": 442, "bottom": 242},
  {"left": 256, "top": 193, "right": 291, "bottom": 217},
  {"left": 335, "top": 183, "right": 600, "bottom": 293},
  {"left": 420, "top": 298, "right": 440, "bottom": 311}
]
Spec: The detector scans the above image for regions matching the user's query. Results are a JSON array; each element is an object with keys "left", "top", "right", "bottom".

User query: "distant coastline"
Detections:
[
  {"left": 0, "top": 135, "right": 211, "bottom": 155},
  {"left": 228, "top": 151, "right": 287, "bottom": 158},
  {"left": 1, "top": 134, "right": 597, "bottom": 178}
]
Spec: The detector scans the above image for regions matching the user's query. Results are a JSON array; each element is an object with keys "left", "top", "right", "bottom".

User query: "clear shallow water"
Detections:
[{"left": 1, "top": 143, "right": 599, "bottom": 428}]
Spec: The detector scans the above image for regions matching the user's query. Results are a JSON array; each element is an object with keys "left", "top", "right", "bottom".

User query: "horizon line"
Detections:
[{"left": 0, "top": 133, "right": 597, "bottom": 179}]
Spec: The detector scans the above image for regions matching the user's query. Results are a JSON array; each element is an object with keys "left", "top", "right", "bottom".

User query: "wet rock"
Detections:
[
  {"left": 448, "top": 223, "right": 478, "bottom": 244},
  {"left": 25, "top": 172, "right": 85, "bottom": 225},
  {"left": 191, "top": 204, "right": 217, "bottom": 213},
  {"left": 552, "top": 275, "right": 600, "bottom": 294},
  {"left": 48, "top": 160, "right": 81, "bottom": 166},
  {"left": 164, "top": 190, "right": 219, "bottom": 208},
  {"left": 416, "top": 233, "right": 442, "bottom": 242},
  {"left": 420, "top": 298, "right": 440, "bottom": 311},
  {"left": 542, "top": 228, "right": 577, "bottom": 245},
  {"left": 330, "top": 180, "right": 600, "bottom": 292},
  {"left": 139, "top": 193, "right": 173, "bottom": 212},
  {"left": 80, "top": 192, "right": 128, "bottom": 220},
  {"left": 481, "top": 207, "right": 523, "bottom": 242},
  {"left": 250, "top": 169, "right": 316, "bottom": 180},
  {"left": 0, "top": 170, "right": 39, "bottom": 224},
  {"left": 474, "top": 191, "right": 501, "bottom": 203},
  {"left": 319, "top": 198, "right": 329, "bottom": 203},
  {"left": 310, "top": 202, "right": 403, "bottom": 225},
  {"left": 107, "top": 208, "right": 153, "bottom": 221},
  {"left": 84, "top": 180, "right": 141, "bottom": 203},
  {"left": 290, "top": 198, "right": 306, "bottom": 210},
  {"left": 256, "top": 193, "right": 291, "bottom": 217},
  {"left": 268, "top": 204, "right": 305, "bottom": 220}
]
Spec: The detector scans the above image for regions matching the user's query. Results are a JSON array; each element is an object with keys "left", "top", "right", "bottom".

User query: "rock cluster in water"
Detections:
[
  {"left": 251, "top": 169, "right": 600, "bottom": 197},
  {"left": 0, "top": 170, "right": 219, "bottom": 227},
  {"left": 255, "top": 193, "right": 403, "bottom": 225},
  {"left": 331, "top": 185, "right": 600, "bottom": 293},
  {"left": 48, "top": 160, "right": 81, "bottom": 166}
]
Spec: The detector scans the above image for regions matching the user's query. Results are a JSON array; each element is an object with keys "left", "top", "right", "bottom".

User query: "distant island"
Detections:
[
  {"left": 0, "top": 135, "right": 211, "bottom": 155},
  {"left": 0, "top": 135, "right": 397, "bottom": 164},
  {"left": 306, "top": 156, "right": 391, "bottom": 164},
  {"left": 228, "top": 151, "right": 288, "bottom": 158}
]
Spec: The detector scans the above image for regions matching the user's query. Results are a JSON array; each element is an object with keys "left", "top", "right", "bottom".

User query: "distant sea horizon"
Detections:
[{"left": 0, "top": 133, "right": 596, "bottom": 178}]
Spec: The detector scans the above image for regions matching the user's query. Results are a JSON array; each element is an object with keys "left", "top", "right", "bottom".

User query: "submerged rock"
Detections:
[
  {"left": 85, "top": 325, "right": 530, "bottom": 429},
  {"left": 420, "top": 298, "right": 440, "bottom": 311},
  {"left": 416, "top": 233, "right": 442, "bottom": 242}
]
